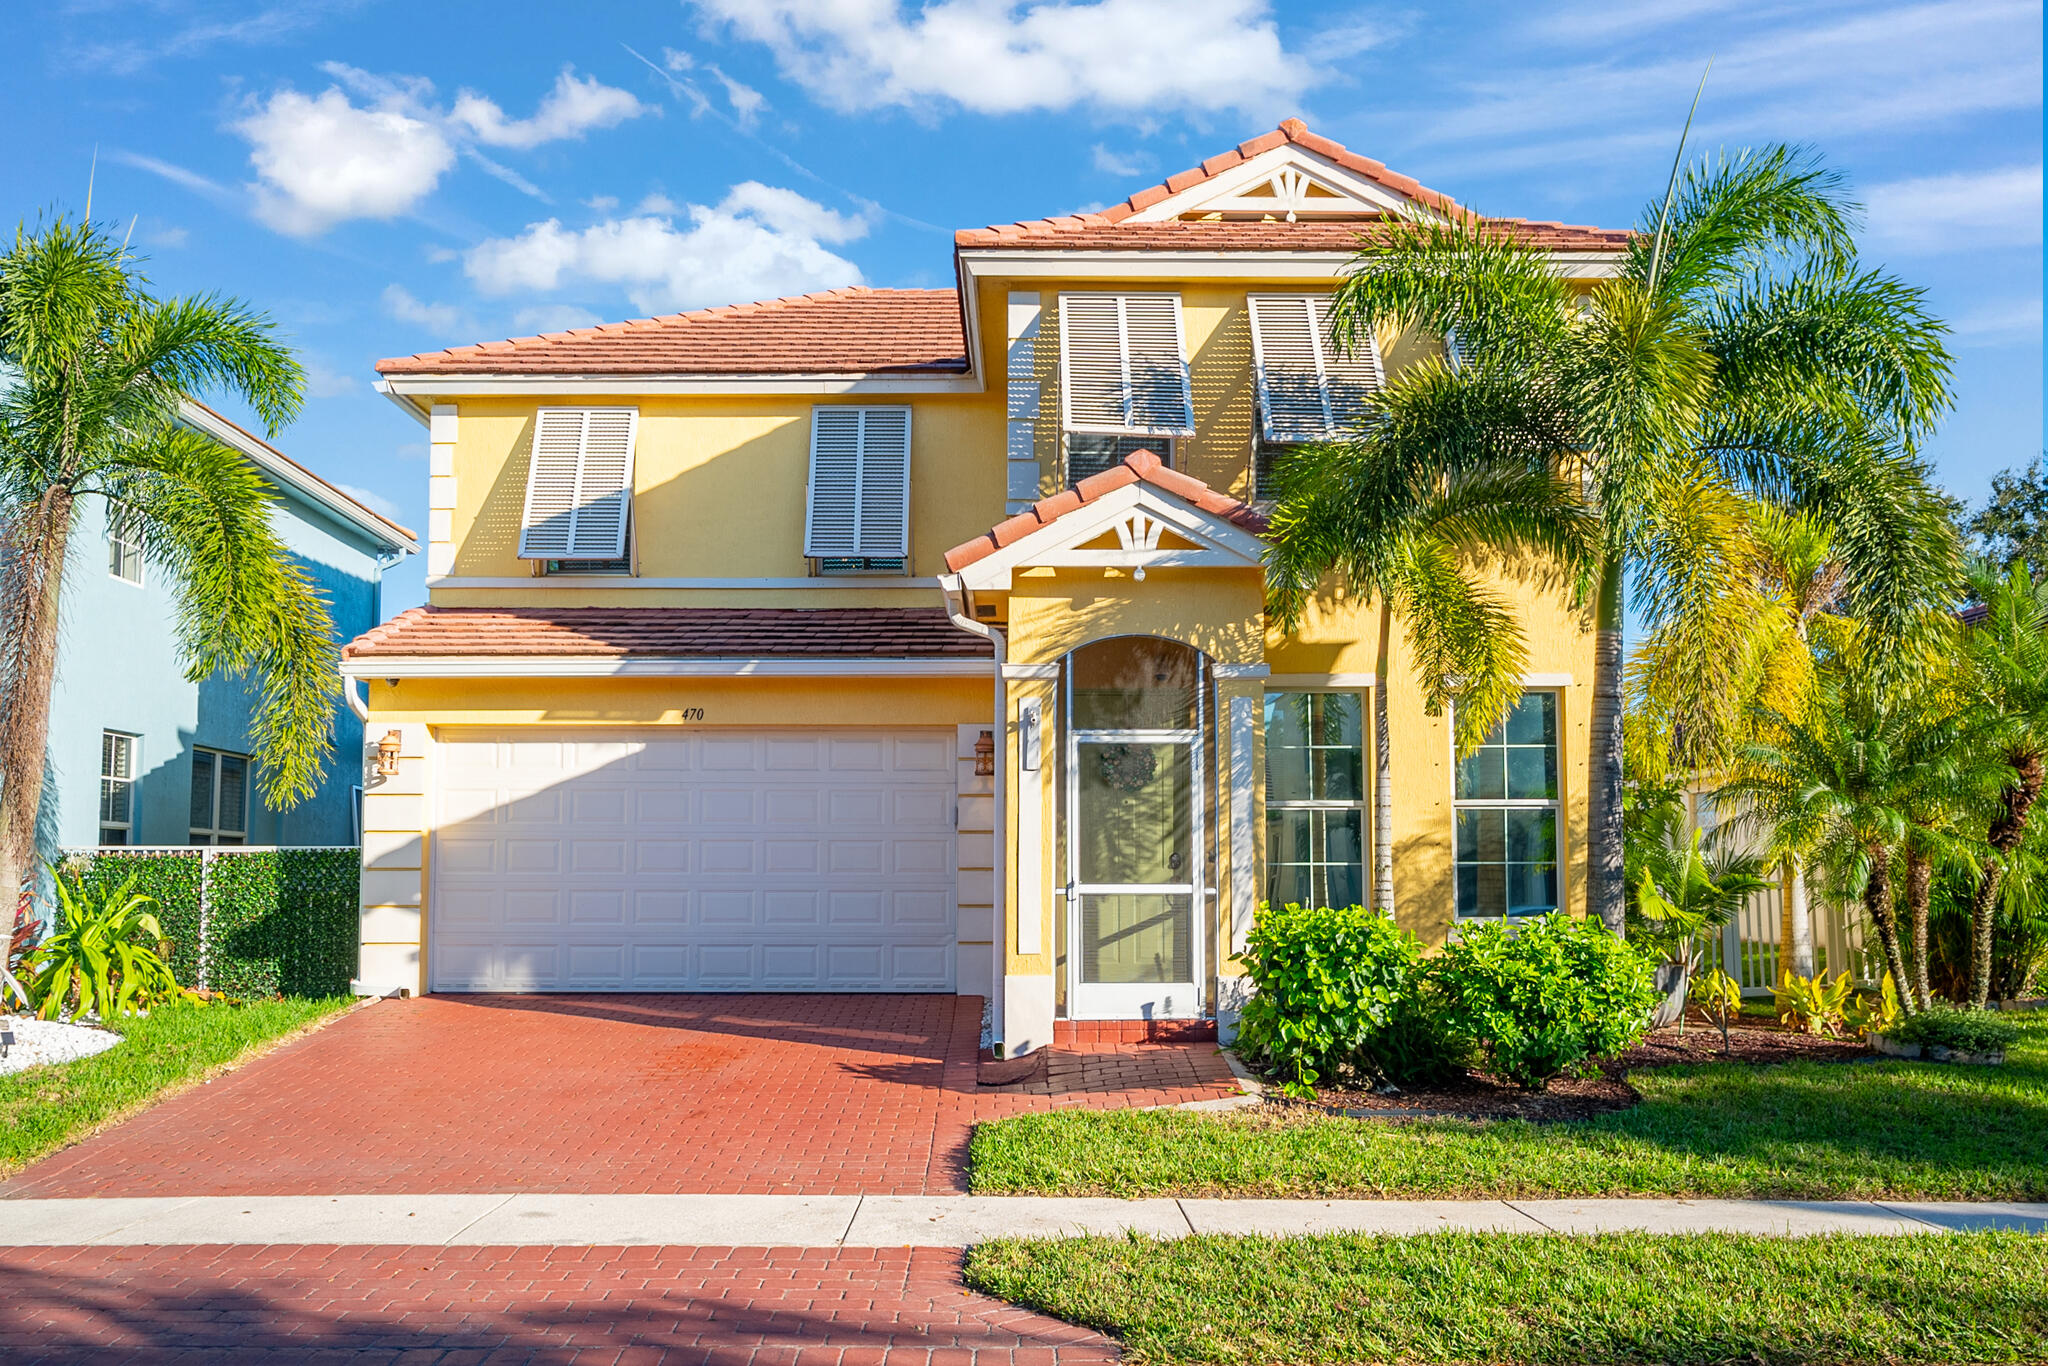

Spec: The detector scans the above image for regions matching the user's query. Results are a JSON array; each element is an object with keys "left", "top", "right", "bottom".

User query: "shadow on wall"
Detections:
[{"left": 1186, "top": 302, "right": 1254, "bottom": 500}]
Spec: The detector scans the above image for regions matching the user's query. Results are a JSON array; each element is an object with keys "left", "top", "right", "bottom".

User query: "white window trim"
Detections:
[
  {"left": 1263, "top": 688, "right": 1370, "bottom": 912},
  {"left": 100, "top": 730, "right": 139, "bottom": 844},
  {"left": 1450, "top": 689, "right": 1564, "bottom": 922},
  {"left": 1056, "top": 292, "right": 1196, "bottom": 438},
  {"left": 188, "top": 747, "right": 251, "bottom": 845},
  {"left": 107, "top": 503, "right": 145, "bottom": 587},
  {"left": 803, "top": 405, "right": 913, "bottom": 561}
]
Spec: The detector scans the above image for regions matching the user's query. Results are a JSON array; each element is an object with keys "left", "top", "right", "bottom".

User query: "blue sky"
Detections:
[{"left": 5, "top": 0, "right": 2041, "bottom": 614}]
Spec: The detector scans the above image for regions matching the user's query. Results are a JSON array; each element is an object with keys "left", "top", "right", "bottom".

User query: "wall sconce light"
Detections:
[
  {"left": 375, "top": 730, "right": 404, "bottom": 778},
  {"left": 973, "top": 729, "right": 995, "bottom": 776}
]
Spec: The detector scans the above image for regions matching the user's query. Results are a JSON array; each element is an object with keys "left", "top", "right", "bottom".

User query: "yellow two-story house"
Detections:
[{"left": 350, "top": 120, "right": 1628, "bottom": 1055}]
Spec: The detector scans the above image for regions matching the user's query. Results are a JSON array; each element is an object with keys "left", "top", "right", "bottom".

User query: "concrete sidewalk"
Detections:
[{"left": 1, "top": 1193, "right": 2042, "bottom": 1246}]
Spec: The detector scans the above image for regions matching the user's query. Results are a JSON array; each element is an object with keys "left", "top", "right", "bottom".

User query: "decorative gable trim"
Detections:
[
  {"left": 1125, "top": 142, "right": 1429, "bottom": 224},
  {"left": 951, "top": 480, "right": 1266, "bottom": 591}
]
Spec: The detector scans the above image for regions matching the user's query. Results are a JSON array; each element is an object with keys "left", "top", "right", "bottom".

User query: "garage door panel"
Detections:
[{"left": 432, "top": 729, "right": 956, "bottom": 992}]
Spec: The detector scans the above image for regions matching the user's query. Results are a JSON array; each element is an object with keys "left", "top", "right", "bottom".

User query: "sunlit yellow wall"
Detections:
[{"left": 366, "top": 675, "right": 989, "bottom": 727}]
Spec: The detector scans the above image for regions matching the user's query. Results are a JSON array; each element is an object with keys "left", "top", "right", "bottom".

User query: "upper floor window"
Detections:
[
  {"left": 517, "top": 407, "right": 637, "bottom": 564},
  {"left": 189, "top": 748, "right": 249, "bottom": 846},
  {"left": 1248, "top": 294, "right": 1383, "bottom": 497},
  {"left": 100, "top": 730, "right": 138, "bottom": 845},
  {"left": 1066, "top": 434, "right": 1175, "bottom": 485},
  {"left": 805, "top": 406, "right": 911, "bottom": 573},
  {"left": 1058, "top": 293, "right": 1194, "bottom": 438},
  {"left": 107, "top": 502, "right": 145, "bottom": 585},
  {"left": 1453, "top": 691, "right": 1561, "bottom": 921}
]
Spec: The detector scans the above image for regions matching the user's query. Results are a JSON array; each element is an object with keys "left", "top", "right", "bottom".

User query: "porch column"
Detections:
[
  {"left": 999, "top": 663, "right": 1058, "bottom": 1055},
  {"left": 1213, "top": 665, "right": 1268, "bottom": 1043}
]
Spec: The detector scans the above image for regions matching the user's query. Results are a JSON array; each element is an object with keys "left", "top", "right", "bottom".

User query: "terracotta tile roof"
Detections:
[
  {"left": 374, "top": 287, "right": 968, "bottom": 378},
  {"left": 955, "top": 217, "right": 1633, "bottom": 253},
  {"left": 343, "top": 606, "right": 993, "bottom": 659},
  {"left": 943, "top": 448, "right": 1267, "bottom": 573}
]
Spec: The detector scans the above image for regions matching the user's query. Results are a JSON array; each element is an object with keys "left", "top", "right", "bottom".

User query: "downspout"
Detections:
[{"left": 940, "top": 572, "right": 1007, "bottom": 1046}]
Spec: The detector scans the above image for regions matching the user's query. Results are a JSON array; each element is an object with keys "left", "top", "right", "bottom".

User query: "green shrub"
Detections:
[
  {"left": 1432, "top": 913, "right": 1658, "bottom": 1089},
  {"left": 1888, "top": 1004, "right": 2023, "bottom": 1055},
  {"left": 1236, "top": 903, "right": 1437, "bottom": 1088}
]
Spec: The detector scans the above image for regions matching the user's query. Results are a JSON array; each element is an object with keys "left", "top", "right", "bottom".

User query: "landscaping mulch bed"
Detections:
[{"left": 1283, "top": 1019, "right": 1878, "bottom": 1124}]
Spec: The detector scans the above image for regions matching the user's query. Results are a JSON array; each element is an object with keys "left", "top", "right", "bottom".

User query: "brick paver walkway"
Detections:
[
  {"left": 0, "top": 1244, "right": 1117, "bottom": 1364},
  {"left": 1, "top": 994, "right": 1237, "bottom": 1198}
]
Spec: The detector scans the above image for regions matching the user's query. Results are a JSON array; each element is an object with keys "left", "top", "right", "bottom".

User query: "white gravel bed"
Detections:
[{"left": 0, "top": 1014, "right": 123, "bottom": 1075}]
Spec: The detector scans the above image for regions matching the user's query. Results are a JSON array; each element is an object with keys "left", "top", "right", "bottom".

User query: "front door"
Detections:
[{"left": 1064, "top": 637, "right": 1205, "bottom": 1019}]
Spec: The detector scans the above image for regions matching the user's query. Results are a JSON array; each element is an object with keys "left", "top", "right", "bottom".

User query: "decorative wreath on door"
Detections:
[{"left": 1096, "top": 743, "right": 1158, "bottom": 792}]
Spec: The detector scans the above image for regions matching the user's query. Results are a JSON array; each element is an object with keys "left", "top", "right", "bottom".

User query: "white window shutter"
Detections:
[
  {"left": 806, "top": 406, "right": 912, "bottom": 558},
  {"left": 1249, "top": 295, "right": 1382, "bottom": 442},
  {"left": 1059, "top": 293, "right": 1194, "bottom": 437},
  {"left": 517, "top": 408, "right": 637, "bottom": 559}
]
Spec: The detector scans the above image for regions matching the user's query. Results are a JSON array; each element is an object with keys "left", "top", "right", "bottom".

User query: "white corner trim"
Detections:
[
  {"left": 1523, "top": 672, "right": 1574, "bottom": 687},
  {"left": 422, "top": 576, "right": 944, "bottom": 590},
  {"left": 1015, "top": 696, "right": 1045, "bottom": 957},
  {"left": 1000, "top": 662, "right": 1061, "bottom": 680},
  {"left": 1211, "top": 663, "right": 1272, "bottom": 680},
  {"left": 1227, "top": 693, "right": 1258, "bottom": 955},
  {"left": 339, "top": 657, "right": 994, "bottom": 679},
  {"left": 1266, "top": 672, "right": 1378, "bottom": 688}
]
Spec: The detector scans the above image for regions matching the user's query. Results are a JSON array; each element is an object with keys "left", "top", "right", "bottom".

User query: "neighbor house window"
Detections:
[
  {"left": 1453, "top": 691, "right": 1561, "bottom": 919},
  {"left": 100, "top": 730, "right": 138, "bottom": 845},
  {"left": 189, "top": 748, "right": 249, "bottom": 846},
  {"left": 107, "top": 503, "right": 144, "bottom": 585},
  {"left": 1066, "top": 434, "right": 1175, "bottom": 484},
  {"left": 1264, "top": 690, "right": 1366, "bottom": 910}
]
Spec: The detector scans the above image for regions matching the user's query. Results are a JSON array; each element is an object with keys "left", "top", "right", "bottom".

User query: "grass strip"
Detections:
[
  {"left": 0, "top": 996, "right": 352, "bottom": 1176},
  {"left": 971, "top": 1015, "right": 2048, "bottom": 1200},
  {"left": 965, "top": 1230, "right": 2048, "bottom": 1365}
]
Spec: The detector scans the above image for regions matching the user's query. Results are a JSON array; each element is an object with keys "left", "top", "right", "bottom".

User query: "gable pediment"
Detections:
[
  {"left": 954, "top": 481, "right": 1266, "bottom": 591},
  {"left": 1126, "top": 144, "right": 1433, "bottom": 224}
]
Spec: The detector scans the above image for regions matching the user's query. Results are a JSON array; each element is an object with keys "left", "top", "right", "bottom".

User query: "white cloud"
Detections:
[
  {"left": 237, "top": 87, "right": 455, "bottom": 235},
  {"left": 1091, "top": 144, "right": 1152, "bottom": 177},
  {"left": 381, "top": 284, "right": 475, "bottom": 336},
  {"left": 333, "top": 482, "right": 410, "bottom": 525},
  {"left": 687, "top": 0, "right": 1319, "bottom": 116},
  {"left": 302, "top": 357, "right": 360, "bottom": 398},
  {"left": 1951, "top": 296, "right": 2044, "bottom": 346},
  {"left": 453, "top": 67, "right": 654, "bottom": 149},
  {"left": 464, "top": 183, "right": 867, "bottom": 314},
  {"left": 708, "top": 66, "right": 768, "bottom": 126},
  {"left": 585, "top": 194, "right": 621, "bottom": 212},
  {"left": 636, "top": 192, "right": 683, "bottom": 216},
  {"left": 1863, "top": 165, "right": 2043, "bottom": 255},
  {"left": 140, "top": 220, "right": 189, "bottom": 249}
]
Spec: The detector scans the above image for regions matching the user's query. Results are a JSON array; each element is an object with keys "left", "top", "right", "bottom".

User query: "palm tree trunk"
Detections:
[
  {"left": 1973, "top": 749, "right": 2043, "bottom": 1008},
  {"left": 1861, "top": 842, "right": 1914, "bottom": 1019},
  {"left": 1372, "top": 603, "right": 1395, "bottom": 917},
  {"left": 1904, "top": 846, "right": 1933, "bottom": 1011},
  {"left": 1589, "top": 552, "right": 1627, "bottom": 934},
  {"left": 0, "top": 491, "right": 74, "bottom": 951},
  {"left": 1787, "top": 855, "right": 1816, "bottom": 979}
]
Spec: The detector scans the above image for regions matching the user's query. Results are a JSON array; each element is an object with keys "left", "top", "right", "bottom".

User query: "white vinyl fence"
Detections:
[{"left": 1695, "top": 877, "right": 1884, "bottom": 996}]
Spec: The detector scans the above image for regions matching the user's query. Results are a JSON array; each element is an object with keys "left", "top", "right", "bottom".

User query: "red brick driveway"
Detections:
[
  {"left": 2, "top": 994, "right": 1236, "bottom": 1198},
  {"left": 0, "top": 1244, "right": 1117, "bottom": 1365}
]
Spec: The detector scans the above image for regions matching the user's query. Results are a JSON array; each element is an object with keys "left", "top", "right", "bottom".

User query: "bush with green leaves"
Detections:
[
  {"left": 1886, "top": 1004, "right": 2023, "bottom": 1055},
  {"left": 24, "top": 868, "right": 182, "bottom": 1019},
  {"left": 1234, "top": 903, "right": 1457, "bottom": 1089},
  {"left": 1431, "top": 913, "right": 1658, "bottom": 1089}
]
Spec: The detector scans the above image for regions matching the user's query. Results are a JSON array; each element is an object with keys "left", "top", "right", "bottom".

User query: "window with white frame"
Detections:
[
  {"left": 1264, "top": 690, "right": 1367, "bottom": 910},
  {"left": 1058, "top": 293, "right": 1194, "bottom": 438},
  {"left": 1453, "top": 691, "right": 1561, "bottom": 919},
  {"left": 805, "top": 406, "right": 911, "bottom": 573},
  {"left": 1248, "top": 294, "right": 1383, "bottom": 499},
  {"left": 517, "top": 407, "right": 638, "bottom": 566},
  {"left": 189, "top": 748, "right": 250, "bottom": 846},
  {"left": 1066, "top": 434, "right": 1175, "bottom": 485},
  {"left": 107, "top": 502, "right": 145, "bottom": 585},
  {"left": 100, "top": 730, "right": 138, "bottom": 845}
]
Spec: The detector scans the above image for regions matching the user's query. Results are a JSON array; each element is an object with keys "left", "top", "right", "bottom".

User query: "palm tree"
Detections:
[
  {"left": 1276, "top": 142, "right": 1957, "bottom": 935},
  {"left": 0, "top": 216, "right": 333, "bottom": 952},
  {"left": 1957, "top": 559, "right": 2048, "bottom": 1006}
]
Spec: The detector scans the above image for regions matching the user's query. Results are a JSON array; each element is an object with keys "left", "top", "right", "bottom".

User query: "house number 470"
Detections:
[{"left": 679, "top": 707, "right": 705, "bottom": 721}]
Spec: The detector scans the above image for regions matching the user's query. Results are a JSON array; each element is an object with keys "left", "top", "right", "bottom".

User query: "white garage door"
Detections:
[{"left": 430, "top": 730, "right": 956, "bottom": 992}]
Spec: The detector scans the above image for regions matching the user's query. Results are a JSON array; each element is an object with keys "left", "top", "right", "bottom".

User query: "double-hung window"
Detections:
[
  {"left": 1264, "top": 690, "right": 1367, "bottom": 910},
  {"left": 1065, "top": 433, "right": 1176, "bottom": 484},
  {"left": 805, "top": 406, "right": 911, "bottom": 575},
  {"left": 517, "top": 407, "right": 638, "bottom": 571},
  {"left": 100, "top": 730, "right": 138, "bottom": 845},
  {"left": 1247, "top": 294, "right": 1383, "bottom": 497},
  {"left": 107, "top": 502, "right": 145, "bottom": 585},
  {"left": 189, "top": 748, "right": 250, "bottom": 846},
  {"left": 1453, "top": 691, "right": 1561, "bottom": 920}
]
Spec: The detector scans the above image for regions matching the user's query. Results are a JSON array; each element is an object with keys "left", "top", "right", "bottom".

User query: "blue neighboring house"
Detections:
[{"left": 42, "top": 399, "right": 416, "bottom": 854}]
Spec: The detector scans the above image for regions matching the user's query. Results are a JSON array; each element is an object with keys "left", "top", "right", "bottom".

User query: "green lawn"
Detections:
[
  {"left": 0, "top": 996, "right": 352, "bottom": 1176},
  {"left": 970, "top": 1014, "right": 2048, "bottom": 1199},
  {"left": 966, "top": 1231, "right": 2048, "bottom": 1366}
]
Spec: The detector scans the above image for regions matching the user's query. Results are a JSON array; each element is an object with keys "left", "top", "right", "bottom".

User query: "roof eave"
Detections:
[{"left": 179, "top": 399, "right": 418, "bottom": 554}]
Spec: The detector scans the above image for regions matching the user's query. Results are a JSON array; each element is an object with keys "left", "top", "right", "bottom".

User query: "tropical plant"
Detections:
[
  {"left": 23, "top": 868, "right": 181, "bottom": 1019},
  {"left": 1773, "top": 968, "right": 1854, "bottom": 1037},
  {"left": 1845, "top": 973, "right": 1902, "bottom": 1038},
  {"left": 1928, "top": 857, "right": 2048, "bottom": 1003},
  {"left": 1886, "top": 1002, "right": 2021, "bottom": 1056},
  {"left": 1689, "top": 966, "right": 1744, "bottom": 1053},
  {"left": 0, "top": 216, "right": 327, "bottom": 945},
  {"left": 1626, "top": 808, "right": 1772, "bottom": 965},
  {"left": 1270, "top": 132, "right": 1956, "bottom": 939},
  {"left": 1430, "top": 912, "right": 1658, "bottom": 1089}
]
